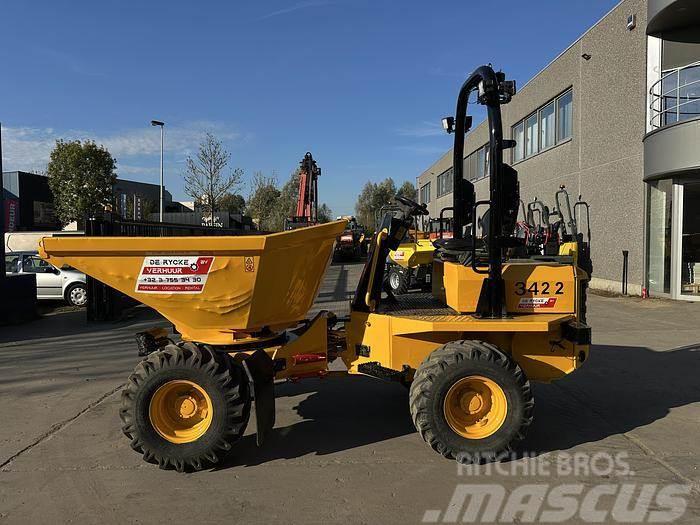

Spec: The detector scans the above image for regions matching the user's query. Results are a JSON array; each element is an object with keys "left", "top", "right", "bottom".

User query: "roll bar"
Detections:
[
  {"left": 555, "top": 185, "right": 577, "bottom": 238},
  {"left": 450, "top": 65, "right": 516, "bottom": 318}
]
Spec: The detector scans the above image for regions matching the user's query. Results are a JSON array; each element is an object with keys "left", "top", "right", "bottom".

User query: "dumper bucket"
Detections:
[{"left": 39, "top": 220, "right": 348, "bottom": 344}]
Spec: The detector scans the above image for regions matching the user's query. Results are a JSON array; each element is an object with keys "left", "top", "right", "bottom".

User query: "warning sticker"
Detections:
[
  {"left": 393, "top": 250, "right": 405, "bottom": 260},
  {"left": 135, "top": 256, "right": 215, "bottom": 294},
  {"left": 244, "top": 257, "right": 255, "bottom": 272},
  {"left": 518, "top": 297, "right": 557, "bottom": 309}
]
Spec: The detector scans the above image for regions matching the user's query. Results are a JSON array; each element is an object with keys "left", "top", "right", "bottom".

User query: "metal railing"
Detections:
[{"left": 649, "top": 61, "right": 700, "bottom": 130}]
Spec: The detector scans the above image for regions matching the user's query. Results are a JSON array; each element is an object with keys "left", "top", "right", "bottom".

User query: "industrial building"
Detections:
[
  {"left": 417, "top": 0, "right": 700, "bottom": 300},
  {"left": 2, "top": 171, "right": 174, "bottom": 231}
]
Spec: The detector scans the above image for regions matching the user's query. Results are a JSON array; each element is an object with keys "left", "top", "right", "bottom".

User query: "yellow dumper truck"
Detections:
[
  {"left": 385, "top": 237, "right": 434, "bottom": 294},
  {"left": 40, "top": 65, "right": 591, "bottom": 472}
]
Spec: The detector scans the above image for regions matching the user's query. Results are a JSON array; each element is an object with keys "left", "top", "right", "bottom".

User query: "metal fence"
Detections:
[{"left": 85, "top": 215, "right": 258, "bottom": 237}]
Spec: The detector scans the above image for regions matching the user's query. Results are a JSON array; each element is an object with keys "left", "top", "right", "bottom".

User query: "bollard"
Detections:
[{"left": 622, "top": 250, "right": 629, "bottom": 296}]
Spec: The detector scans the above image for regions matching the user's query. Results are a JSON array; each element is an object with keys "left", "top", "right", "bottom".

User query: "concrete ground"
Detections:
[{"left": 1, "top": 261, "right": 699, "bottom": 524}]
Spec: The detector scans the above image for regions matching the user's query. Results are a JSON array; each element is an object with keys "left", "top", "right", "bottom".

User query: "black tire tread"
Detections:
[
  {"left": 409, "top": 340, "right": 534, "bottom": 463},
  {"left": 119, "top": 343, "right": 250, "bottom": 472},
  {"left": 388, "top": 266, "right": 409, "bottom": 295}
]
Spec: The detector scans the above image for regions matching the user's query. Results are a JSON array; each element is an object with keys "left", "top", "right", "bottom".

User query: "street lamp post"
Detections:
[
  {"left": 150, "top": 120, "right": 165, "bottom": 222},
  {"left": 0, "top": 123, "right": 5, "bottom": 282}
]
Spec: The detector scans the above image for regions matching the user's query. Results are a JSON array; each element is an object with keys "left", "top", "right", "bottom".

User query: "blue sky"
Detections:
[{"left": 0, "top": 0, "right": 617, "bottom": 216}]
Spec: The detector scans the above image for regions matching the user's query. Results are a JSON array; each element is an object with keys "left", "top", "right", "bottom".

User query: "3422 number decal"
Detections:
[{"left": 514, "top": 281, "right": 564, "bottom": 296}]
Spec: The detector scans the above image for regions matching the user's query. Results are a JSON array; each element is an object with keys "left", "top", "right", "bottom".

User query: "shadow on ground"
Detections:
[
  {"left": 215, "top": 375, "right": 415, "bottom": 470},
  {"left": 215, "top": 341, "right": 700, "bottom": 469},
  {"left": 0, "top": 306, "right": 163, "bottom": 345},
  {"left": 523, "top": 342, "right": 700, "bottom": 456}
]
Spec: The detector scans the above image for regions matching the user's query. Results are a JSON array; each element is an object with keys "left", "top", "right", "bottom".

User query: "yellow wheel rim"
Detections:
[
  {"left": 149, "top": 380, "right": 213, "bottom": 444},
  {"left": 443, "top": 375, "right": 508, "bottom": 439}
]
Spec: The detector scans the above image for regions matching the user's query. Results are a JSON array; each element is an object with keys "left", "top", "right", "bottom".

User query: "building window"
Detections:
[
  {"left": 525, "top": 112, "right": 539, "bottom": 157},
  {"left": 476, "top": 147, "right": 486, "bottom": 180},
  {"left": 557, "top": 90, "right": 573, "bottom": 142},
  {"left": 540, "top": 101, "right": 555, "bottom": 150},
  {"left": 464, "top": 153, "right": 476, "bottom": 181},
  {"left": 436, "top": 168, "right": 453, "bottom": 198},
  {"left": 463, "top": 144, "right": 489, "bottom": 181},
  {"left": 420, "top": 182, "right": 431, "bottom": 204},
  {"left": 512, "top": 121, "right": 524, "bottom": 163},
  {"left": 511, "top": 88, "right": 573, "bottom": 163}
]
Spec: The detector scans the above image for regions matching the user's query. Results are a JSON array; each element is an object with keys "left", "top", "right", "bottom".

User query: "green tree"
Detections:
[
  {"left": 47, "top": 140, "right": 117, "bottom": 225},
  {"left": 317, "top": 203, "right": 333, "bottom": 223},
  {"left": 397, "top": 180, "right": 417, "bottom": 201},
  {"left": 183, "top": 132, "right": 244, "bottom": 210},
  {"left": 354, "top": 177, "right": 397, "bottom": 231},
  {"left": 246, "top": 172, "right": 281, "bottom": 231},
  {"left": 272, "top": 169, "right": 302, "bottom": 229},
  {"left": 218, "top": 192, "right": 246, "bottom": 214},
  {"left": 263, "top": 169, "right": 334, "bottom": 230}
]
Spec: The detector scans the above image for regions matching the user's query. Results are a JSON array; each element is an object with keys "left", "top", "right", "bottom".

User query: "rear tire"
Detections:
[
  {"left": 409, "top": 340, "right": 533, "bottom": 464},
  {"left": 120, "top": 343, "right": 251, "bottom": 472}
]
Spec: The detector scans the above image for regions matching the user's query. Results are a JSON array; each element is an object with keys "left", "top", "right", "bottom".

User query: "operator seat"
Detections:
[{"left": 433, "top": 178, "right": 476, "bottom": 264}]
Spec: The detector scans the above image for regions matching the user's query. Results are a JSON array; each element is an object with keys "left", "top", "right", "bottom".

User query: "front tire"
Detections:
[
  {"left": 409, "top": 340, "right": 533, "bottom": 464},
  {"left": 120, "top": 343, "right": 251, "bottom": 472},
  {"left": 387, "top": 266, "right": 409, "bottom": 295}
]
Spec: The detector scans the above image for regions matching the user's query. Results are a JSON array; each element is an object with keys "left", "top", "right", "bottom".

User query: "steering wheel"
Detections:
[{"left": 394, "top": 195, "right": 429, "bottom": 216}]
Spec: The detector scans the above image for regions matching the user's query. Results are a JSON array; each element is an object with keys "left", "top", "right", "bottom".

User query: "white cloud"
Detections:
[
  {"left": 258, "top": 0, "right": 336, "bottom": 20},
  {"left": 0, "top": 121, "right": 245, "bottom": 174},
  {"left": 395, "top": 120, "right": 445, "bottom": 138},
  {"left": 393, "top": 144, "right": 448, "bottom": 155},
  {"left": 116, "top": 164, "right": 160, "bottom": 178}
]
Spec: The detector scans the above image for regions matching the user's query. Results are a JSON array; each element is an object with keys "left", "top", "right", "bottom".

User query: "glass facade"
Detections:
[
  {"left": 646, "top": 180, "right": 673, "bottom": 295},
  {"left": 643, "top": 38, "right": 700, "bottom": 300}
]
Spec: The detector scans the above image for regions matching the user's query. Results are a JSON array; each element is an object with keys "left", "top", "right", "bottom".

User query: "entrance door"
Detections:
[{"left": 680, "top": 181, "right": 700, "bottom": 298}]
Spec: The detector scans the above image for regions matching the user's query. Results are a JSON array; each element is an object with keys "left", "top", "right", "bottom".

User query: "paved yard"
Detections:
[{"left": 1, "top": 262, "right": 699, "bottom": 524}]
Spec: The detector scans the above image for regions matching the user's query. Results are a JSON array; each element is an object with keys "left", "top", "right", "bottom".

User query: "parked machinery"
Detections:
[
  {"left": 285, "top": 152, "right": 321, "bottom": 230},
  {"left": 384, "top": 231, "right": 434, "bottom": 294},
  {"left": 40, "top": 65, "right": 591, "bottom": 472},
  {"left": 334, "top": 216, "right": 366, "bottom": 261},
  {"left": 515, "top": 187, "right": 591, "bottom": 262},
  {"left": 383, "top": 208, "right": 451, "bottom": 295},
  {"left": 428, "top": 217, "right": 453, "bottom": 240}
]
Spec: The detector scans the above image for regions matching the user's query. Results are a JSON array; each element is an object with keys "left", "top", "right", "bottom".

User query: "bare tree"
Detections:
[{"left": 183, "top": 132, "right": 243, "bottom": 210}]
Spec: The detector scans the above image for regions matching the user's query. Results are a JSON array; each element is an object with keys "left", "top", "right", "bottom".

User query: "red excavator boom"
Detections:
[{"left": 286, "top": 152, "right": 321, "bottom": 230}]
